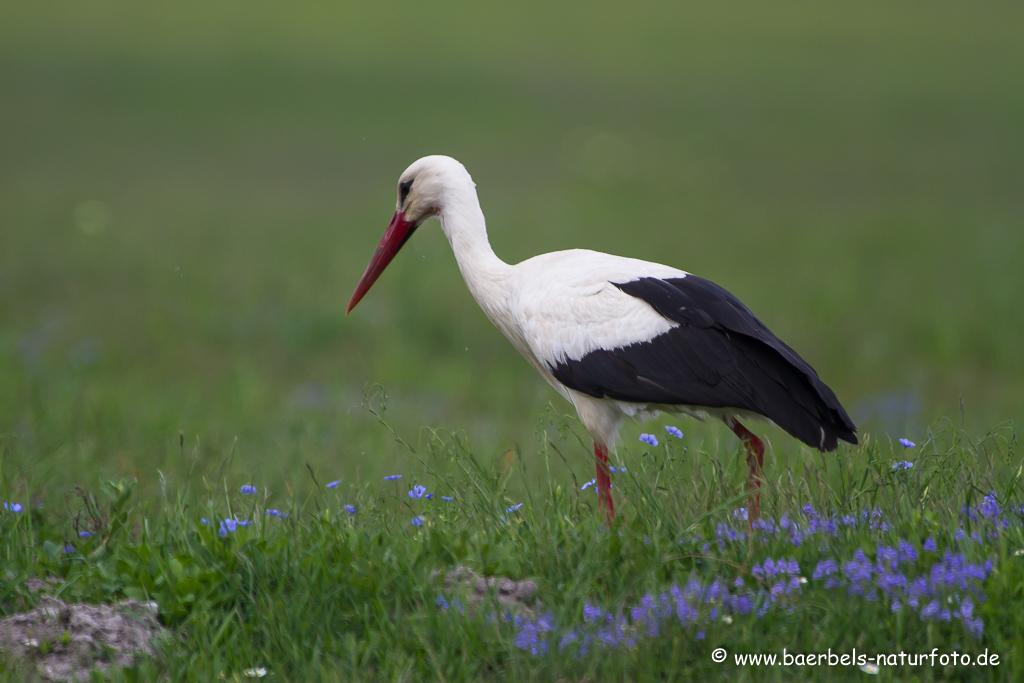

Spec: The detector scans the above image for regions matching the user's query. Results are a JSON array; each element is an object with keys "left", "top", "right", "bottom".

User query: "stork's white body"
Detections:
[
  {"left": 347, "top": 155, "right": 857, "bottom": 521},
  {"left": 433, "top": 169, "right": 695, "bottom": 444},
  {"left": 472, "top": 249, "right": 716, "bottom": 444}
]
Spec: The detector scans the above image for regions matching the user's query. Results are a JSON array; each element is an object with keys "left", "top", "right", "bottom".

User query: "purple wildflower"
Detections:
[
  {"left": 383, "top": 474, "right": 402, "bottom": 481},
  {"left": 558, "top": 629, "right": 580, "bottom": 653},
  {"left": 240, "top": 484, "right": 258, "bottom": 495},
  {"left": 639, "top": 433, "right": 658, "bottom": 447},
  {"left": 582, "top": 603, "right": 604, "bottom": 624},
  {"left": 219, "top": 519, "right": 238, "bottom": 536},
  {"left": 326, "top": 480, "right": 341, "bottom": 489},
  {"left": 978, "top": 494, "right": 1000, "bottom": 519},
  {"left": 959, "top": 598, "right": 974, "bottom": 620},
  {"left": 441, "top": 496, "right": 454, "bottom": 502},
  {"left": 3, "top": 502, "right": 23, "bottom": 513},
  {"left": 581, "top": 479, "right": 597, "bottom": 491},
  {"left": 892, "top": 460, "right": 913, "bottom": 471},
  {"left": 506, "top": 503, "right": 524, "bottom": 513},
  {"left": 876, "top": 570, "right": 908, "bottom": 597},
  {"left": 409, "top": 485, "right": 427, "bottom": 499},
  {"left": 843, "top": 550, "right": 873, "bottom": 593},
  {"left": 897, "top": 540, "right": 918, "bottom": 563},
  {"left": 899, "top": 438, "right": 916, "bottom": 448},
  {"left": 411, "top": 516, "right": 424, "bottom": 527},
  {"left": 923, "top": 536, "right": 937, "bottom": 552},
  {"left": 515, "top": 616, "right": 554, "bottom": 656},
  {"left": 814, "top": 559, "right": 838, "bottom": 584},
  {"left": 877, "top": 546, "right": 898, "bottom": 569},
  {"left": 665, "top": 425, "right": 683, "bottom": 438},
  {"left": 609, "top": 466, "right": 627, "bottom": 473},
  {"left": 966, "top": 618, "right": 984, "bottom": 638},
  {"left": 78, "top": 531, "right": 91, "bottom": 537},
  {"left": 344, "top": 504, "right": 356, "bottom": 514}
]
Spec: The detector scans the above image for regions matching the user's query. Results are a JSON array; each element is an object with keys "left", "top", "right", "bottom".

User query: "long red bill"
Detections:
[{"left": 346, "top": 211, "right": 417, "bottom": 315}]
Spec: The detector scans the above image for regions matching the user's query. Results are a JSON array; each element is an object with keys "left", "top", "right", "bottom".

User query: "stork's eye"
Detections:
[{"left": 399, "top": 179, "right": 413, "bottom": 206}]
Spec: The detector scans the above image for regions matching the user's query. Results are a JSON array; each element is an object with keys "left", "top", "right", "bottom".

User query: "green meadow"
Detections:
[{"left": 1, "top": 3, "right": 1023, "bottom": 680}]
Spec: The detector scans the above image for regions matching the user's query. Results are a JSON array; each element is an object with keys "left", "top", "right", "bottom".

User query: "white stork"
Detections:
[{"left": 347, "top": 155, "right": 857, "bottom": 521}]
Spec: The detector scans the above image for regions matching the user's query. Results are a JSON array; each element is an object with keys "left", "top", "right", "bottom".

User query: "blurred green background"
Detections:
[{"left": 1, "top": 2, "right": 1022, "bottom": 497}]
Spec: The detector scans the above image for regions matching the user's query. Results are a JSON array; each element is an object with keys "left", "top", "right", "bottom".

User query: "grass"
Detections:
[
  {"left": 1, "top": 3, "right": 1023, "bottom": 500},
  {"left": 1, "top": 2, "right": 1023, "bottom": 680},
  {"left": 1, "top": 408, "right": 1022, "bottom": 681}
]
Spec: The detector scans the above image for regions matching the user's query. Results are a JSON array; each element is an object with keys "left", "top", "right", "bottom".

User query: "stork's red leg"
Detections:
[
  {"left": 593, "top": 442, "right": 615, "bottom": 523},
  {"left": 727, "top": 419, "right": 765, "bottom": 521}
]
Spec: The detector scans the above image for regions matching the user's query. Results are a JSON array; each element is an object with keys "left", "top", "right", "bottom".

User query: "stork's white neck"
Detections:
[{"left": 437, "top": 188, "right": 512, "bottom": 326}]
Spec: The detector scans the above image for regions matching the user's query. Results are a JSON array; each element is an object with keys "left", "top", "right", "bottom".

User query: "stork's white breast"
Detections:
[{"left": 508, "top": 249, "right": 688, "bottom": 368}]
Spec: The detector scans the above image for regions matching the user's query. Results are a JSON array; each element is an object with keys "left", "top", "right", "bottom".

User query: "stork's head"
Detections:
[{"left": 346, "top": 155, "right": 474, "bottom": 315}]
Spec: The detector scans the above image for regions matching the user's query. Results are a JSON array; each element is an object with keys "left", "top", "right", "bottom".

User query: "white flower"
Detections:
[
  {"left": 859, "top": 663, "right": 880, "bottom": 675},
  {"left": 722, "top": 615, "right": 733, "bottom": 624},
  {"left": 244, "top": 668, "right": 268, "bottom": 678}
]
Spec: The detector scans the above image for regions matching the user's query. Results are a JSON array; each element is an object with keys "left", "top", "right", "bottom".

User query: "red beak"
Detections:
[{"left": 346, "top": 211, "right": 418, "bottom": 315}]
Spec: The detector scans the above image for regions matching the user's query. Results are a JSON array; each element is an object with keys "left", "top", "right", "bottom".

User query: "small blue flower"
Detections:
[
  {"left": 733, "top": 508, "right": 748, "bottom": 521},
  {"left": 425, "top": 493, "right": 434, "bottom": 499},
  {"left": 411, "top": 516, "right": 424, "bottom": 526},
  {"left": 665, "top": 426, "right": 683, "bottom": 438},
  {"left": 64, "top": 544, "right": 75, "bottom": 555},
  {"left": 506, "top": 503, "right": 524, "bottom": 513},
  {"left": 892, "top": 460, "right": 913, "bottom": 471},
  {"left": 812, "top": 559, "right": 838, "bottom": 580},
  {"left": 581, "top": 479, "right": 597, "bottom": 491},
  {"left": 899, "top": 438, "right": 916, "bottom": 448},
  {"left": 326, "top": 480, "right": 341, "bottom": 489},
  {"left": 201, "top": 517, "right": 209, "bottom": 524},
  {"left": 266, "top": 509, "right": 287, "bottom": 518},
  {"left": 639, "top": 433, "right": 659, "bottom": 447},
  {"left": 923, "top": 536, "right": 937, "bottom": 552},
  {"left": 609, "top": 466, "right": 627, "bottom": 473},
  {"left": 409, "top": 485, "right": 427, "bottom": 499},
  {"left": 3, "top": 502, "right": 23, "bottom": 513},
  {"left": 240, "top": 484, "right": 258, "bottom": 495},
  {"left": 344, "top": 504, "right": 356, "bottom": 514},
  {"left": 78, "top": 531, "right": 91, "bottom": 537},
  {"left": 978, "top": 493, "right": 999, "bottom": 519},
  {"left": 441, "top": 496, "right": 454, "bottom": 502},
  {"left": 219, "top": 519, "right": 238, "bottom": 536},
  {"left": 383, "top": 474, "right": 403, "bottom": 481}
]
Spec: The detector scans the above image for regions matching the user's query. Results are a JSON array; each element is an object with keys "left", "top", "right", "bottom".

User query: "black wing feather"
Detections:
[{"left": 548, "top": 276, "right": 857, "bottom": 452}]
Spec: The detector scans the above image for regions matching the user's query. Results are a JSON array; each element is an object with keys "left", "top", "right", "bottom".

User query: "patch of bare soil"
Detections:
[
  {"left": 435, "top": 565, "right": 539, "bottom": 618},
  {"left": 0, "top": 595, "right": 165, "bottom": 681}
]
